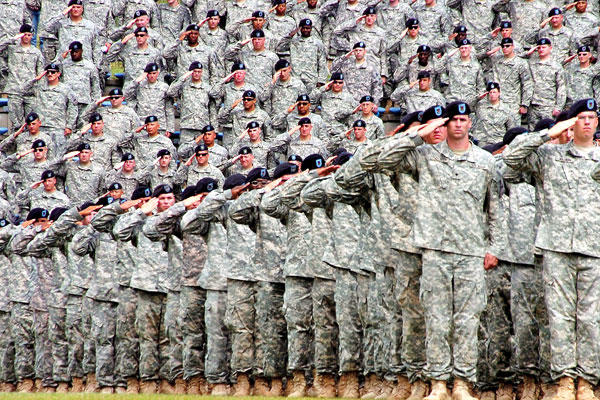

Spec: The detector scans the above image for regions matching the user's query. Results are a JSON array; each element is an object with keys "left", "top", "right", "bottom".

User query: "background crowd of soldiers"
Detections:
[{"left": 1, "top": 0, "right": 600, "bottom": 398}]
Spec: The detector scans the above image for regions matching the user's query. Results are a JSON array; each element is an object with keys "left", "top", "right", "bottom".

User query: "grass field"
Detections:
[{"left": 0, "top": 395, "right": 310, "bottom": 399}]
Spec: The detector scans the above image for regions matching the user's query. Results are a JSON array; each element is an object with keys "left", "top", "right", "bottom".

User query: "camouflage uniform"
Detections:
[
  {"left": 309, "top": 85, "right": 356, "bottom": 142},
  {"left": 0, "top": 223, "right": 16, "bottom": 385},
  {"left": 163, "top": 40, "right": 222, "bottom": 81},
  {"left": 106, "top": 41, "right": 163, "bottom": 84},
  {"left": 124, "top": 79, "right": 175, "bottom": 134},
  {"left": 447, "top": 0, "right": 494, "bottom": 38},
  {"left": 81, "top": 102, "right": 141, "bottom": 144},
  {"left": 224, "top": 44, "right": 279, "bottom": 89},
  {"left": 218, "top": 104, "right": 273, "bottom": 143},
  {"left": 56, "top": 159, "right": 106, "bottom": 204},
  {"left": 331, "top": 56, "right": 383, "bottom": 104},
  {"left": 439, "top": 54, "right": 485, "bottom": 107},
  {"left": 272, "top": 110, "right": 326, "bottom": 142},
  {"left": 59, "top": 57, "right": 102, "bottom": 126},
  {"left": 167, "top": 76, "right": 212, "bottom": 145},
  {"left": 471, "top": 99, "right": 520, "bottom": 147},
  {"left": 66, "top": 131, "right": 123, "bottom": 169},
  {"left": 258, "top": 77, "right": 307, "bottom": 122},
  {"left": 112, "top": 0, "right": 159, "bottom": 26},
  {"left": 564, "top": 62, "right": 600, "bottom": 106},
  {"left": 175, "top": 161, "right": 225, "bottom": 188},
  {"left": 268, "top": 13, "right": 297, "bottom": 57},
  {"left": 491, "top": 0, "right": 546, "bottom": 47},
  {"left": 278, "top": 34, "right": 329, "bottom": 93},
  {"left": 38, "top": 0, "right": 68, "bottom": 61},
  {"left": 412, "top": 2, "right": 452, "bottom": 45},
  {"left": 0, "top": 0, "right": 30, "bottom": 38},
  {"left": 269, "top": 132, "right": 328, "bottom": 159},
  {"left": 391, "top": 85, "right": 446, "bottom": 114},
  {"left": 157, "top": 2, "right": 192, "bottom": 45},
  {"left": 490, "top": 53, "right": 533, "bottom": 118},
  {"left": 537, "top": 26, "right": 576, "bottom": 63},
  {"left": 15, "top": 186, "right": 70, "bottom": 215},
  {"left": 44, "top": 14, "right": 102, "bottom": 66},
  {"left": 132, "top": 132, "right": 177, "bottom": 171},
  {"left": 527, "top": 57, "right": 566, "bottom": 130}
]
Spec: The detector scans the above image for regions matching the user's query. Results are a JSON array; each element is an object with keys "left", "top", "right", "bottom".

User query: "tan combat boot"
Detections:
[
  {"left": 139, "top": 379, "right": 158, "bottom": 394},
  {"left": 554, "top": 377, "right": 575, "bottom": 400},
  {"left": 541, "top": 383, "right": 556, "bottom": 400},
  {"left": 99, "top": 386, "right": 114, "bottom": 393},
  {"left": 452, "top": 379, "right": 478, "bottom": 400},
  {"left": 339, "top": 372, "right": 360, "bottom": 398},
  {"left": 16, "top": 378, "right": 35, "bottom": 393},
  {"left": 496, "top": 383, "right": 515, "bottom": 400},
  {"left": 376, "top": 379, "right": 395, "bottom": 399},
  {"left": 392, "top": 376, "right": 412, "bottom": 400},
  {"left": 231, "top": 374, "right": 251, "bottom": 396},
  {"left": 34, "top": 379, "right": 43, "bottom": 392},
  {"left": 407, "top": 380, "right": 430, "bottom": 400},
  {"left": 253, "top": 376, "right": 271, "bottom": 396},
  {"left": 576, "top": 378, "right": 598, "bottom": 400},
  {"left": 287, "top": 371, "right": 308, "bottom": 397},
  {"left": 362, "top": 374, "right": 382, "bottom": 399},
  {"left": 70, "top": 377, "right": 84, "bottom": 392},
  {"left": 269, "top": 378, "right": 284, "bottom": 396},
  {"left": 115, "top": 386, "right": 127, "bottom": 394},
  {"left": 212, "top": 383, "right": 231, "bottom": 396},
  {"left": 187, "top": 376, "right": 205, "bottom": 395},
  {"left": 126, "top": 377, "right": 139, "bottom": 394},
  {"left": 159, "top": 379, "right": 177, "bottom": 394},
  {"left": 41, "top": 385, "right": 56, "bottom": 392},
  {"left": 314, "top": 373, "right": 337, "bottom": 398},
  {"left": 479, "top": 391, "right": 495, "bottom": 400},
  {"left": 425, "top": 380, "right": 450, "bottom": 400},
  {"left": 520, "top": 376, "right": 539, "bottom": 400},
  {"left": 174, "top": 378, "right": 187, "bottom": 394},
  {"left": 0, "top": 382, "right": 16, "bottom": 392},
  {"left": 56, "top": 382, "right": 69, "bottom": 393},
  {"left": 84, "top": 373, "right": 98, "bottom": 392}
]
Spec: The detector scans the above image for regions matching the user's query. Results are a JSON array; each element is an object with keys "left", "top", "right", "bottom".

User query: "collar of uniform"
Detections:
[
  {"left": 566, "top": 141, "right": 600, "bottom": 160},
  {"left": 436, "top": 140, "right": 478, "bottom": 162}
]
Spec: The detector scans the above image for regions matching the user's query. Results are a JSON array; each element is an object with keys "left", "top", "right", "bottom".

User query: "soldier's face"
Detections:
[
  {"left": 550, "top": 15, "right": 563, "bottom": 28},
  {"left": 275, "top": 3, "right": 287, "bottom": 14},
  {"left": 191, "top": 68, "right": 203, "bottom": 81},
  {"left": 91, "top": 120, "right": 104, "bottom": 134},
  {"left": 110, "top": 95, "right": 124, "bottom": 107},
  {"left": 27, "top": 119, "right": 41, "bottom": 132},
  {"left": 353, "top": 127, "right": 366, "bottom": 140},
  {"left": 361, "top": 102, "right": 375, "bottom": 114},
  {"left": 146, "top": 121, "right": 160, "bottom": 134},
  {"left": 300, "top": 25, "right": 312, "bottom": 37},
  {"left": 576, "top": 1, "right": 587, "bottom": 12},
  {"left": 364, "top": 14, "right": 376, "bottom": 25},
  {"left": 253, "top": 18, "right": 266, "bottom": 29},
  {"left": 252, "top": 37, "right": 266, "bottom": 50},
  {"left": 418, "top": 52, "right": 430, "bottom": 64},
  {"left": 110, "top": 189, "right": 124, "bottom": 199},
  {"left": 299, "top": 123, "right": 312, "bottom": 136},
  {"left": 71, "top": 49, "right": 83, "bottom": 61},
  {"left": 488, "top": 88, "right": 500, "bottom": 102},
  {"left": 578, "top": 51, "right": 592, "bottom": 63},
  {"left": 242, "top": 98, "right": 256, "bottom": 110},
  {"left": 459, "top": 45, "right": 471, "bottom": 58},
  {"left": 500, "top": 28, "right": 512, "bottom": 38},
  {"left": 157, "top": 193, "right": 176, "bottom": 211},
  {"left": 208, "top": 16, "right": 220, "bottom": 28},
  {"left": 33, "top": 147, "right": 47, "bottom": 160},
  {"left": 233, "top": 70, "right": 246, "bottom": 82},
  {"left": 573, "top": 111, "right": 598, "bottom": 139},
  {"left": 248, "top": 127, "right": 261, "bottom": 141},
  {"left": 279, "top": 66, "right": 291, "bottom": 80},
  {"left": 331, "top": 80, "right": 344, "bottom": 92},
  {"left": 240, "top": 154, "right": 254, "bottom": 168},
  {"left": 136, "top": 16, "right": 150, "bottom": 27},
  {"left": 123, "top": 160, "right": 136, "bottom": 172},
  {"left": 408, "top": 25, "right": 419, "bottom": 37},
  {"left": 79, "top": 149, "right": 93, "bottom": 162},
  {"left": 21, "top": 32, "right": 33, "bottom": 45},
  {"left": 418, "top": 77, "right": 430, "bottom": 91},
  {"left": 42, "top": 177, "right": 57, "bottom": 191},
  {"left": 195, "top": 151, "right": 209, "bottom": 165},
  {"left": 456, "top": 32, "right": 467, "bottom": 42},
  {"left": 446, "top": 115, "right": 471, "bottom": 140},
  {"left": 203, "top": 131, "right": 216, "bottom": 145},
  {"left": 70, "top": 5, "right": 83, "bottom": 17},
  {"left": 297, "top": 101, "right": 310, "bottom": 114},
  {"left": 147, "top": 70, "right": 160, "bottom": 83},
  {"left": 353, "top": 48, "right": 366, "bottom": 60},
  {"left": 424, "top": 123, "right": 447, "bottom": 144},
  {"left": 135, "top": 33, "right": 148, "bottom": 45},
  {"left": 159, "top": 155, "right": 172, "bottom": 168},
  {"left": 308, "top": 0, "right": 318, "bottom": 6},
  {"left": 46, "top": 70, "right": 60, "bottom": 82},
  {"left": 537, "top": 44, "right": 551, "bottom": 57},
  {"left": 501, "top": 42, "right": 513, "bottom": 56},
  {"left": 187, "top": 30, "right": 199, "bottom": 43}
]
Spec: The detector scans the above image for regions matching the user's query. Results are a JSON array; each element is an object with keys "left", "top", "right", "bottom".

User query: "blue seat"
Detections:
[
  {"left": 114, "top": 72, "right": 125, "bottom": 80},
  {"left": 0, "top": 128, "right": 8, "bottom": 135},
  {"left": 0, "top": 98, "right": 8, "bottom": 107}
]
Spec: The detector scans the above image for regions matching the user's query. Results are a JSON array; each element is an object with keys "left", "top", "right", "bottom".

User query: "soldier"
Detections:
[
  {"left": 141, "top": 149, "right": 181, "bottom": 191},
  {"left": 273, "top": 94, "right": 326, "bottom": 141},
  {"left": 0, "top": 24, "right": 44, "bottom": 134},
  {"left": 538, "top": 8, "right": 576, "bottom": 63},
  {"left": 0, "top": 217, "right": 16, "bottom": 392},
  {"left": 124, "top": 63, "right": 175, "bottom": 137},
  {"left": 224, "top": 29, "right": 279, "bottom": 89},
  {"left": 131, "top": 116, "right": 177, "bottom": 171},
  {"left": 197, "top": 10, "right": 228, "bottom": 57},
  {"left": 0, "top": 139, "right": 61, "bottom": 192},
  {"left": 492, "top": 0, "right": 546, "bottom": 47},
  {"left": 178, "top": 124, "right": 230, "bottom": 167},
  {"left": 375, "top": 102, "right": 502, "bottom": 400},
  {"left": 157, "top": 0, "right": 192, "bottom": 45},
  {"left": 377, "top": 0, "right": 415, "bottom": 54},
  {"left": 447, "top": 0, "right": 494, "bottom": 38},
  {"left": 259, "top": 59, "right": 307, "bottom": 121},
  {"left": 310, "top": 72, "right": 356, "bottom": 144},
  {"left": 56, "top": 143, "right": 106, "bottom": 204},
  {"left": 350, "top": 95, "right": 384, "bottom": 140},
  {"left": 106, "top": 26, "right": 164, "bottom": 85},
  {"left": 225, "top": 11, "right": 277, "bottom": 52},
  {"left": 15, "top": 169, "right": 70, "bottom": 215},
  {"left": 176, "top": 143, "right": 226, "bottom": 188},
  {"left": 109, "top": 9, "right": 164, "bottom": 52},
  {"left": 167, "top": 61, "right": 212, "bottom": 145},
  {"left": 483, "top": 21, "right": 525, "bottom": 59},
  {"left": 404, "top": 45, "right": 442, "bottom": 91},
  {"left": 564, "top": 0, "right": 599, "bottom": 46},
  {"left": 472, "top": 82, "right": 520, "bottom": 147},
  {"left": 412, "top": 0, "right": 452, "bottom": 45},
  {"left": 389, "top": 19, "right": 424, "bottom": 83},
  {"left": 230, "top": 122, "right": 276, "bottom": 172},
  {"left": 38, "top": 0, "right": 67, "bottom": 62},
  {"left": 0, "top": 112, "right": 52, "bottom": 157},
  {"left": 268, "top": 0, "right": 297, "bottom": 57},
  {"left": 338, "top": 119, "right": 369, "bottom": 153},
  {"left": 0, "top": 0, "right": 30, "bottom": 39},
  {"left": 278, "top": 18, "right": 328, "bottom": 93},
  {"left": 218, "top": 89, "right": 273, "bottom": 143},
  {"left": 112, "top": 0, "right": 159, "bottom": 29},
  {"left": 391, "top": 70, "right": 446, "bottom": 114},
  {"left": 68, "top": 113, "right": 123, "bottom": 169},
  {"left": 438, "top": 39, "right": 485, "bottom": 107},
  {"left": 509, "top": 100, "right": 600, "bottom": 400},
  {"left": 564, "top": 45, "right": 600, "bottom": 107},
  {"left": 223, "top": 146, "right": 258, "bottom": 175},
  {"left": 104, "top": 153, "right": 147, "bottom": 197},
  {"left": 270, "top": 117, "right": 328, "bottom": 159},
  {"left": 526, "top": 38, "right": 566, "bottom": 130},
  {"left": 331, "top": 41, "right": 383, "bottom": 105}
]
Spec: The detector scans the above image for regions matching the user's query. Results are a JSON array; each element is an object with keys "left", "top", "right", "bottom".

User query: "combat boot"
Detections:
[
  {"left": 376, "top": 379, "right": 395, "bottom": 399},
  {"left": 269, "top": 378, "right": 284, "bottom": 396},
  {"left": 392, "top": 376, "right": 412, "bottom": 400},
  {"left": 452, "top": 379, "right": 478, "bottom": 400},
  {"left": 253, "top": 377, "right": 271, "bottom": 396},
  {"left": 126, "top": 377, "right": 139, "bottom": 394},
  {"left": 496, "top": 383, "right": 515, "bottom": 400},
  {"left": 99, "top": 386, "right": 114, "bottom": 393},
  {"left": 115, "top": 386, "right": 127, "bottom": 393},
  {"left": 187, "top": 376, "right": 205, "bottom": 395},
  {"left": 407, "top": 380, "right": 430, "bottom": 400},
  {"left": 84, "top": 373, "right": 98, "bottom": 392},
  {"left": 34, "top": 378, "right": 43, "bottom": 392},
  {"left": 314, "top": 374, "right": 337, "bottom": 398},
  {"left": 159, "top": 379, "right": 177, "bottom": 394},
  {"left": 521, "top": 376, "right": 539, "bottom": 400},
  {"left": 232, "top": 374, "right": 251, "bottom": 396},
  {"left": 41, "top": 385, "right": 56, "bottom": 392},
  {"left": 16, "top": 378, "right": 35, "bottom": 392},
  {"left": 70, "top": 377, "right": 84, "bottom": 392},
  {"left": 56, "top": 382, "right": 69, "bottom": 393},
  {"left": 287, "top": 371, "right": 308, "bottom": 397},
  {"left": 174, "top": 378, "right": 187, "bottom": 394},
  {"left": 212, "top": 383, "right": 231, "bottom": 395},
  {"left": 479, "top": 391, "right": 495, "bottom": 400},
  {"left": 362, "top": 374, "right": 382, "bottom": 399},
  {"left": 0, "top": 382, "right": 16, "bottom": 392},
  {"left": 554, "top": 377, "right": 575, "bottom": 400},
  {"left": 424, "top": 380, "right": 450, "bottom": 400},
  {"left": 541, "top": 383, "right": 556, "bottom": 400},
  {"left": 339, "top": 372, "right": 360, "bottom": 398},
  {"left": 576, "top": 378, "right": 597, "bottom": 400},
  {"left": 139, "top": 379, "right": 158, "bottom": 394}
]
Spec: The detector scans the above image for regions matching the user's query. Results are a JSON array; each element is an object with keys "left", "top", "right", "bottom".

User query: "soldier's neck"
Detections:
[
  {"left": 490, "top": 98, "right": 500, "bottom": 106},
  {"left": 70, "top": 15, "right": 83, "bottom": 23},
  {"left": 539, "top": 54, "right": 550, "bottom": 61},
  {"left": 44, "top": 187, "right": 56, "bottom": 194},
  {"left": 159, "top": 165, "right": 169, "bottom": 172}
]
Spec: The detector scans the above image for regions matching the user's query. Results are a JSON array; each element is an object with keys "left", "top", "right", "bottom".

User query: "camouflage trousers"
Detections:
[
  {"left": 91, "top": 299, "right": 117, "bottom": 387},
  {"left": 179, "top": 286, "right": 206, "bottom": 380},
  {"left": 334, "top": 268, "right": 373, "bottom": 374},
  {"left": 0, "top": 309, "right": 15, "bottom": 383},
  {"left": 10, "top": 302, "right": 35, "bottom": 381},
  {"left": 365, "top": 269, "right": 384, "bottom": 377},
  {"left": 543, "top": 251, "right": 600, "bottom": 384},
  {"left": 393, "top": 251, "right": 426, "bottom": 381},
  {"left": 7, "top": 94, "right": 34, "bottom": 133},
  {"left": 33, "top": 309, "right": 54, "bottom": 386},
  {"left": 160, "top": 289, "right": 183, "bottom": 382},
  {"left": 312, "top": 278, "right": 338, "bottom": 375},
  {"left": 81, "top": 295, "right": 95, "bottom": 376},
  {"left": 225, "top": 280, "right": 257, "bottom": 378},
  {"left": 115, "top": 286, "right": 138, "bottom": 386},
  {"left": 420, "top": 250, "right": 486, "bottom": 383},
  {"left": 511, "top": 258, "right": 550, "bottom": 382},
  {"left": 205, "top": 290, "right": 230, "bottom": 384},
  {"left": 48, "top": 305, "right": 69, "bottom": 383},
  {"left": 40, "top": 37, "right": 58, "bottom": 64},
  {"left": 255, "top": 281, "right": 287, "bottom": 378},
  {"left": 284, "top": 276, "right": 314, "bottom": 373},
  {"left": 40, "top": 127, "right": 67, "bottom": 159},
  {"left": 477, "top": 262, "right": 513, "bottom": 389},
  {"left": 65, "top": 294, "right": 85, "bottom": 379},
  {"left": 179, "top": 129, "right": 203, "bottom": 149},
  {"left": 527, "top": 104, "right": 555, "bottom": 131},
  {"left": 136, "top": 290, "right": 168, "bottom": 382}
]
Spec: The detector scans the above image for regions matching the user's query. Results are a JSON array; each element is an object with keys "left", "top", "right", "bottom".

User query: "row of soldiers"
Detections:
[{"left": 0, "top": 96, "right": 597, "bottom": 400}]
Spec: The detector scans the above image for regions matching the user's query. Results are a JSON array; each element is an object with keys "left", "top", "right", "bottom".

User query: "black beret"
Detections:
[
  {"left": 134, "top": 9, "right": 148, "bottom": 18},
  {"left": 196, "top": 177, "right": 218, "bottom": 193},
  {"left": 333, "top": 151, "right": 353, "bottom": 165},
  {"left": 569, "top": 98, "right": 597, "bottom": 118},
  {"left": 77, "top": 142, "right": 91, "bottom": 151},
  {"left": 250, "top": 29, "right": 265, "bottom": 38},
  {"left": 243, "top": 90, "right": 256, "bottom": 99},
  {"left": 548, "top": 7, "right": 562, "bottom": 16},
  {"left": 78, "top": 201, "right": 96, "bottom": 211},
  {"left": 41, "top": 170, "right": 55, "bottom": 180},
  {"left": 500, "top": 37, "right": 513, "bottom": 45},
  {"left": 153, "top": 184, "right": 173, "bottom": 197},
  {"left": 453, "top": 25, "right": 467, "bottom": 33},
  {"left": 181, "top": 185, "right": 198, "bottom": 200},
  {"left": 206, "top": 10, "right": 220, "bottom": 17},
  {"left": 360, "top": 95, "right": 374, "bottom": 103},
  {"left": 331, "top": 72, "right": 344, "bottom": 81},
  {"left": 224, "top": 173, "right": 247, "bottom": 190},
  {"left": 417, "top": 44, "right": 431, "bottom": 53},
  {"left": 299, "top": 18, "right": 312, "bottom": 27},
  {"left": 156, "top": 149, "right": 171, "bottom": 158},
  {"left": 20, "top": 24, "right": 34, "bottom": 33},
  {"left": 362, "top": 6, "right": 376, "bottom": 15},
  {"left": 353, "top": 41, "right": 366, "bottom": 49},
  {"left": 121, "top": 152, "right": 135, "bottom": 161},
  {"left": 353, "top": 119, "right": 366, "bottom": 128},
  {"left": 69, "top": 41, "right": 82, "bottom": 51},
  {"left": 417, "top": 70, "right": 430, "bottom": 79},
  {"left": 186, "top": 24, "right": 200, "bottom": 31},
  {"left": 275, "top": 59, "right": 290, "bottom": 71},
  {"left": 500, "top": 20, "right": 512, "bottom": 29},
  {"left": 405, "top": 18, "right": 418, "bottom": 28},
  {"left": 332, "top": 147, "right": 347, "bottom": 156},
  {"left": 555, "top": 110, "right": 570, "bottom": 123},
  {"left": 27, "top": 207, "right": 48, "bottom": 221},
  {"left": 246, "top": 167, "right": 270, "bottom": 182},
  {"left": 503, "top": 127, "right": 528, "bottom": 146},
  {"left": 537, "top": 37, "right": 551, "bottom": 46},
  {"left": 401, "top": 111, "right": 423, "bottom": 128},
  {"left": 96, "top": 196, "right": 115, "bottom": 206},
  {"left": 231, "top": 62, "right": 246, "bottom": 72},
  {"left": 288, "top": 154, "right": 303, "bottom": 162},
  {"left": 238, "top": 146, "right": 253, "bottom": 155},
  {"left": 144, "top": 63, "right": 159, "bottom": 73},
  {"left": 421, "top": 105, "right": 446, "bottom": 123},
  {"left": 486, "top": 81, "right": 500, "bottom": 91},
  {"left": 252, "top": 10, "right": 266, "bottom": 18},
  {"left": 134, "top": 26, "right": 148, "bottom": 34},
  {"left": 88, "top": 112, "right": 102, "bottom": 123},
  {"left": 31, "top": 139, "right": 46, "bottom": 149},
  {"left": 145, "top": 115, "right": 158, "bottom": 124},
  {"left": 195, "top": 143, "right": 209, "bottom": 153},
  {"left": 273, "top": 0, "right": 286, "bottom": 5},
  {"left": 458, "top": 38, "right": 471, "bottom": 46},
  {"left": 482, "top": 142, "right": 504, "bottom": 154},
  {"left": 297, "top": 94, "right": 310, "bottom": 102},
  {"left": 273, "top": 162, "right": 298, "bottom": 179},
  {"left": 446, "top": 101, "right": 471, "bottom": 118},
  {"left": 578, "top": 45, "right": 592, "bottom": 53},
  {"left": 109, "top": 88, "right": 123, "bottom": 96},
  {"left": 108, "top": 182, "right": 123, "bottom": 191},
  {"left": 202, "top": 124, "right": 215, "bottom": 133},
  {"left": 298, "top": 117, "right": 311, "bottom": 125},
  {"left": 68, "top": 0, "right": 83, "bottom": 6},
  {"left": 25, "top": 112, "right": 39, "bottom": 124},
  {"left": 189, "top": 61, "right": 203, "bottom": 70},
  {"left": 49, "top": 207, "right": 68, "bottom": 222},
  {"left": 301, "top": 154, "right": 325, "bottom": 171},
  {"left": 132, "top": 186, "right": 152, "bottom": 200},
  {"left": 45, "top": 63, "right": 60, "bottom": 72},
  {"left": 534, "top": 118, "right": 555, "bottom": 132}
]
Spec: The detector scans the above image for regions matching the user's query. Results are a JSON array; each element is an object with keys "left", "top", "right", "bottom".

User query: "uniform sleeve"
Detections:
[{"left": 501, "top": 131, "right": 549, "bottom": 180}]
